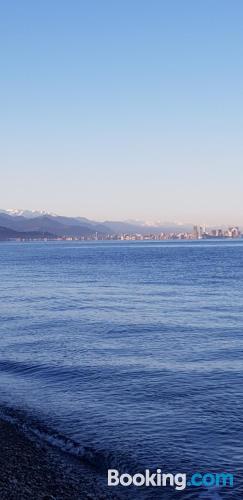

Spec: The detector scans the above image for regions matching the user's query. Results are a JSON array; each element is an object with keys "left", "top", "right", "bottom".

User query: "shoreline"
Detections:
[{"left": 0, "top": 416, "right": 120, "bottom": 500}]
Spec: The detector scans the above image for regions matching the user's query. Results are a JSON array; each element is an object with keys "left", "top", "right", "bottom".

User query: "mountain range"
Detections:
[{"left": 0, "top": 209, "right": 193, "bottom": 239}]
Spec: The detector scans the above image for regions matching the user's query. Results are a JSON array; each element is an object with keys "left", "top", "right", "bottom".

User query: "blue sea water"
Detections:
[{"left": 0, "top": 240, "right": 242, "bottom": 499}]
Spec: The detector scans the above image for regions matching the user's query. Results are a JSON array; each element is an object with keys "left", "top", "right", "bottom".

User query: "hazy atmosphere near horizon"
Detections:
[{"left": 1, "top": 0, "right": 243, "bottom": 223}]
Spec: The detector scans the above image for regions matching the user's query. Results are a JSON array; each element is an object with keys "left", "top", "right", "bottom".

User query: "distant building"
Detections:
[
  {"left": 192, "top": 225, "right": 199, "bottom": 239},
  {"left": 198, "top": 226, "right": 203, "bottom": 239},
  {"left": 230, "top": 227, "right": 240, "bottom": 238}
]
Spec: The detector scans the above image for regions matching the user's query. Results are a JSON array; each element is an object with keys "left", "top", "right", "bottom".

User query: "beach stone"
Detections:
[{"left": 0, "top": 418, "right": 122, "bottom": 500}]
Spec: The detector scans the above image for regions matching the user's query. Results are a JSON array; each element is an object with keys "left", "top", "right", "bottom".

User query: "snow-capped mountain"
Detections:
[
  {"left": 0, "top": 210, "right": 112, "bottom": 237},
  {"left": 0, "top": 209, "right": 194, "bottom": 236},
  {"left": 0, "top": 209, "right": 58, "bottom": 218},
  {"left": 123, "top": 219, "right": 189, "bottom": 228}
]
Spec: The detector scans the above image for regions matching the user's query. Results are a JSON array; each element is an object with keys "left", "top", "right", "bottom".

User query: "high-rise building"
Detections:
[
  {"left": 192, "top": 225, "right": 199, "bottom": 239},
  {"left": 198, "top": 226, "right": 203, "bottom": 239}
]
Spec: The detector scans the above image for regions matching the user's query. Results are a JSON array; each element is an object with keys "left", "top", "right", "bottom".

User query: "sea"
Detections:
[{"left": 0, "top": 240, "right": 242, "bottom": 499}]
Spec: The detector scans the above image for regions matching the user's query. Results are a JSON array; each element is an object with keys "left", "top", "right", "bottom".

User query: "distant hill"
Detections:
[
  {"left": 0, "top": 226, "right": 55, "bottom": 241},
  {"left": 0, "top": 212, "right": 111, "bottom": 237},
  {"left": 104, "top": 220, "right": 193, "bottom": 234},
  {"left": 0, "top": 210, "right": 194, "bottom": 237}
]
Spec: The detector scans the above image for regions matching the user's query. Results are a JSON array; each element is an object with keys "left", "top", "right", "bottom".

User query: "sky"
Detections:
[{"left": 1, "top": 0, "right": 243, "bottom": 224}]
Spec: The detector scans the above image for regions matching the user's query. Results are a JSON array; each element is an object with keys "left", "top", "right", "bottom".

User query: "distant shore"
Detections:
[{"left": 0, "top": 416, "right": 120, "bottom": 500}]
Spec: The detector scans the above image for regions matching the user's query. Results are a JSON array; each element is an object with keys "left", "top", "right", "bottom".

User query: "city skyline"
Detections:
[
  {"left": 0, "top": 204, "right": 242, "bottom": 242},
  {"left": 1, "top": 1, "right": 243, "bottom": 223}
]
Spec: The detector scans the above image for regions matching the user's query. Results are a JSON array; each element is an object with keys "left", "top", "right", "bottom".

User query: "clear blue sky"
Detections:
[{"left": 1, "top": 0, "right": 242, "bottom": 224}]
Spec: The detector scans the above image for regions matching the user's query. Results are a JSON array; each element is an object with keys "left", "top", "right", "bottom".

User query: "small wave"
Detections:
[
  {"left": 0, "top": 358, "right": 103, "bottom": 383},
  {"left": 0, "top": 405, "right": 137, "bottom": 474}
]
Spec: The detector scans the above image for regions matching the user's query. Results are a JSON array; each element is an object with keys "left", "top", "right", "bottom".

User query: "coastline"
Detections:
[{"left": 0, "top": 416, "right": 120, "bottom": 500}]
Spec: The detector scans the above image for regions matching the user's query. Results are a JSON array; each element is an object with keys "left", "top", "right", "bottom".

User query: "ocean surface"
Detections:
[{"left": 0, "top": 240, "right": 242, "bottom": 499}]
